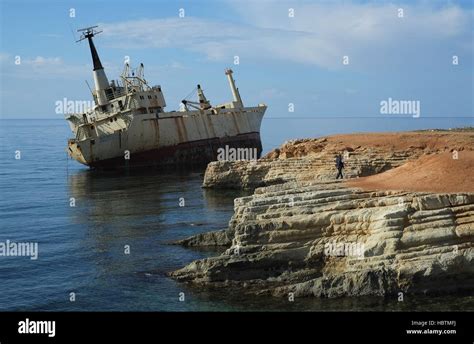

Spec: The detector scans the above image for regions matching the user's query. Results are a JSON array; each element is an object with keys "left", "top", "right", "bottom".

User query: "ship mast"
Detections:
[
  {"left": 77, "top": 26, "right": 109, "bottom": 107},
  {"left": 225, "top": 68, "right": 243, "bottom": 108}
]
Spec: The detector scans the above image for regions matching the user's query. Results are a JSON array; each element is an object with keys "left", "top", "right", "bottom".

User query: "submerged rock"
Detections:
[{"left": 173, "top": 229, "right": 232, "bottom": 247}]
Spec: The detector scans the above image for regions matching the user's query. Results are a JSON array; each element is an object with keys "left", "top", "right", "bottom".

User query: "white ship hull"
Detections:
[{"left": 68, "top": 105, "right": 266, "bottom": 169}]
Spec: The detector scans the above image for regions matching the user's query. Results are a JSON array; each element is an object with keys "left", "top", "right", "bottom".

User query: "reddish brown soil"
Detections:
[
  {"left": 265, "top": 130, "right": 474, "bottom": 159},
  {"left": 346, "top": 151, "right": 474, "bottom": 193}
]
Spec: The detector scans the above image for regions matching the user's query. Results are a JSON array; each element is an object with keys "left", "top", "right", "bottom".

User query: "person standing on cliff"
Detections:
[{"left": 335, "top": 154, "right": 344, "bottom": 179}]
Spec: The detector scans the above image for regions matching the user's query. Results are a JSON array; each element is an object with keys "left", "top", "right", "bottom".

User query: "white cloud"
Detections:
[
  {"left": 259, "top": 88, "right": 287, "bottom": 99},
  {"left": 24, "top": 56, "right": 62, "bottom": 67},
  {"left": 0, "top": 50, "right": 186, "bottom": 82},
  {"left": 98, "top": 2, "right": 471, "bottom": 69},
  {"left": 0, "top": 53, "right": 10, "bottom": 64},
  {"left": 169, "top": 61, "right": 185, "bottom": 69},
  {"left": 0, "top": 54, "right": 90, "bottom": 79},
  {"left": 39, "top": 33, "right": 64, "bottom": 38}
]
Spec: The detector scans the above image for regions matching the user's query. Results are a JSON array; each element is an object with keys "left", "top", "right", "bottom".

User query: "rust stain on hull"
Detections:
[
  {"left": 174, "top": 117, "right": 184, "bottom": 143},
  {"left": 178, "top": 116, "right": 189, "bottom": 142},
  {"left": 231, "top": 112, "right": 241, "bottom": 134},
  {"left": 89, "top": 132, "right": 262, "bottom": 170}
]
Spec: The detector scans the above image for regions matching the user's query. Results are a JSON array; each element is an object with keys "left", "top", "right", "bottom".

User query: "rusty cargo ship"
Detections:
[{"left": 65, "top": 26, "right": 266, "bottom": 169}]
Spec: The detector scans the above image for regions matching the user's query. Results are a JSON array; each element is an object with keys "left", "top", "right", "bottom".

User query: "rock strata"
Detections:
[
  {"left": 203, "top": 131, "right": 473, "bottom": 190},
  {"left": 173, "top": 229, "right": 232, "bottom": 247},
  {"left": 171, "top": 181, "right": 474, "bottom": 297},
  {"left": 172, "top": 130, "right": 474, "bottom": 298}
]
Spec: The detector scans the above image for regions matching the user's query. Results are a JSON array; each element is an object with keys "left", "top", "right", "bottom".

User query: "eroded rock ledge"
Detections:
[
  {"left": 171, "top": 181, "right": 474, "bottom": 297},
  {"left": 171, "top": 130, "right": 474, "bottom": 298},
  {"left": 202, "top": 131, "right": 473, "bottom": 190},
  {"left": 173, "top": 229, "right": 232, "bottom": 247}
]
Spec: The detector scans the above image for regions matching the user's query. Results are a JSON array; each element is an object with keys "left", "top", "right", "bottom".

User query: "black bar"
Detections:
[{"left": 0, "top": 312, "right": 471, "bottom": 343}]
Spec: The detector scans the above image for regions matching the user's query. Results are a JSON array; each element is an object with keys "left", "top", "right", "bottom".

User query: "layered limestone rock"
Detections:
[
  {"left": 202, "top": 152, "right": 413, "bottom": 190},
  {"left": 173, "top": 130, "right": 474, "bottom": 298},
  {"left": 173, "top": 229, "right": 232, "bottom": 247},
  {"left": 171, "top": 181, "right": 474, "bottom": 297},
  {"left": 203, "top": 131, "right": 474, "bottom": 189}
]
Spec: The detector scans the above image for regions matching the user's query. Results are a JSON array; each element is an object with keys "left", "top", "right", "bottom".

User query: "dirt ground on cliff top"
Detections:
[
  {"left": 265, "top": 130, "right": 474, "bottom": 159},
  {"left": 331, "top": 131, "right": 473, "bottom": 151},
  {"left": 346, "top": 151, "right": 474, "bottom": 193}
]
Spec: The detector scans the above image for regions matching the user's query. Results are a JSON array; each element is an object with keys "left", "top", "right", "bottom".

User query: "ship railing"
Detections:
[
  {"left": 76, "top": 126, "right": 89, "bottom": 141},
  {"left": 106, "top": 87, "right": 128, "bottom": 101}
]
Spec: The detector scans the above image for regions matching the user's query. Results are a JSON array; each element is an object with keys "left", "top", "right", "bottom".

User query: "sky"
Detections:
[{"left": 0, "top": 0, "right": 472, "bottom": 146}]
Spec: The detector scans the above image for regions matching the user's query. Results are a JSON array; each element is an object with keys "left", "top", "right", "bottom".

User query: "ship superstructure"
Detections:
[{"left": 66, "top": 26, "right": 266, "bottom": 169}]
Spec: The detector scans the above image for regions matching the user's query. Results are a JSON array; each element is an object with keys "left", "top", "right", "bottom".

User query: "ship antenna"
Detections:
[
  {"left": 76, "top": 25, "right": 110, "bottom": 106},
  {"left": 76, "top": 25, "right": 102, "bottom": 42},
  {"left": 85, "top": 80, "right": 94, "bottom": 96},
  {"left": 76, "top": 25, "right": 104, "bottom": 71},
  {"left": 68, "top": 23, "right": 78, "bottom": 42}
]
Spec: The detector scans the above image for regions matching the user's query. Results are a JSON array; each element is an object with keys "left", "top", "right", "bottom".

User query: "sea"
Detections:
[{"left": 0, "top": 117, "right": 472, "bottom": 311}]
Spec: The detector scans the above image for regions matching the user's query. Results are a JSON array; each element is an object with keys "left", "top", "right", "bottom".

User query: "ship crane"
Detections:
[
  {"left": 181, "top": 84, "right": 211, "bottom": 111},
  {"left": 121, "top": 63, "right": 150, "bottom": 92}
]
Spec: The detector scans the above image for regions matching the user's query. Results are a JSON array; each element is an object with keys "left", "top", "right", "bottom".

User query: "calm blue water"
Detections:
[{"left": 0, "top": 118, "right": 472, "bottom": 311}]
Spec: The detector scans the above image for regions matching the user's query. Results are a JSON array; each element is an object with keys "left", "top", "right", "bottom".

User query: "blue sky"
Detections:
[{"left": 0, "top": 0, "right": 472, "bottom": 146}]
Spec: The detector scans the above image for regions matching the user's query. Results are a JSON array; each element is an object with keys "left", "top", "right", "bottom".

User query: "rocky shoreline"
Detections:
[
  {"left": 173, "top": 229, "right": 232, "bottom": 247},
  {"left": 170, "top": 130, "right": 474, "bottom": 298}
]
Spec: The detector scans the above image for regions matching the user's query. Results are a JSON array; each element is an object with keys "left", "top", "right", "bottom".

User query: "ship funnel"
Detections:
[
  {"left": 225, "top": 68, "right": 243, "bottom": 108},
  {"left": 77, "top": 26, "right": 109, "bottom": 106}
]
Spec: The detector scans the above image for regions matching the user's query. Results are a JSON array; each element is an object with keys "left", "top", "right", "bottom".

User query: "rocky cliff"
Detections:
[
  {"left": 171, "top": 181, "right": 473, "bottom": 297},
  {"left": 171, "top": 130, "right": 474, "bottom": 298},
  {"left": 203, "top": 131, "right": 473, "bottom": 190}
]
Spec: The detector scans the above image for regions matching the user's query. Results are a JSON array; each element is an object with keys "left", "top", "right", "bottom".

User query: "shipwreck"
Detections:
[{"left": 65, "top": 26, "right": 267, "bottom": 169}]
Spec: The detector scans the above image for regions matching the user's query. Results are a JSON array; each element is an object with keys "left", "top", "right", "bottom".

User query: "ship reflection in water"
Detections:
[
  {"left": 67, "top": 169, "right": 245, "bottom": 226},
  {"left": 62, "top": 169, "right": 249, "bottom": 311},
  {"left": 66, "top": 168, "right": 242, "bottom": 258}
]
